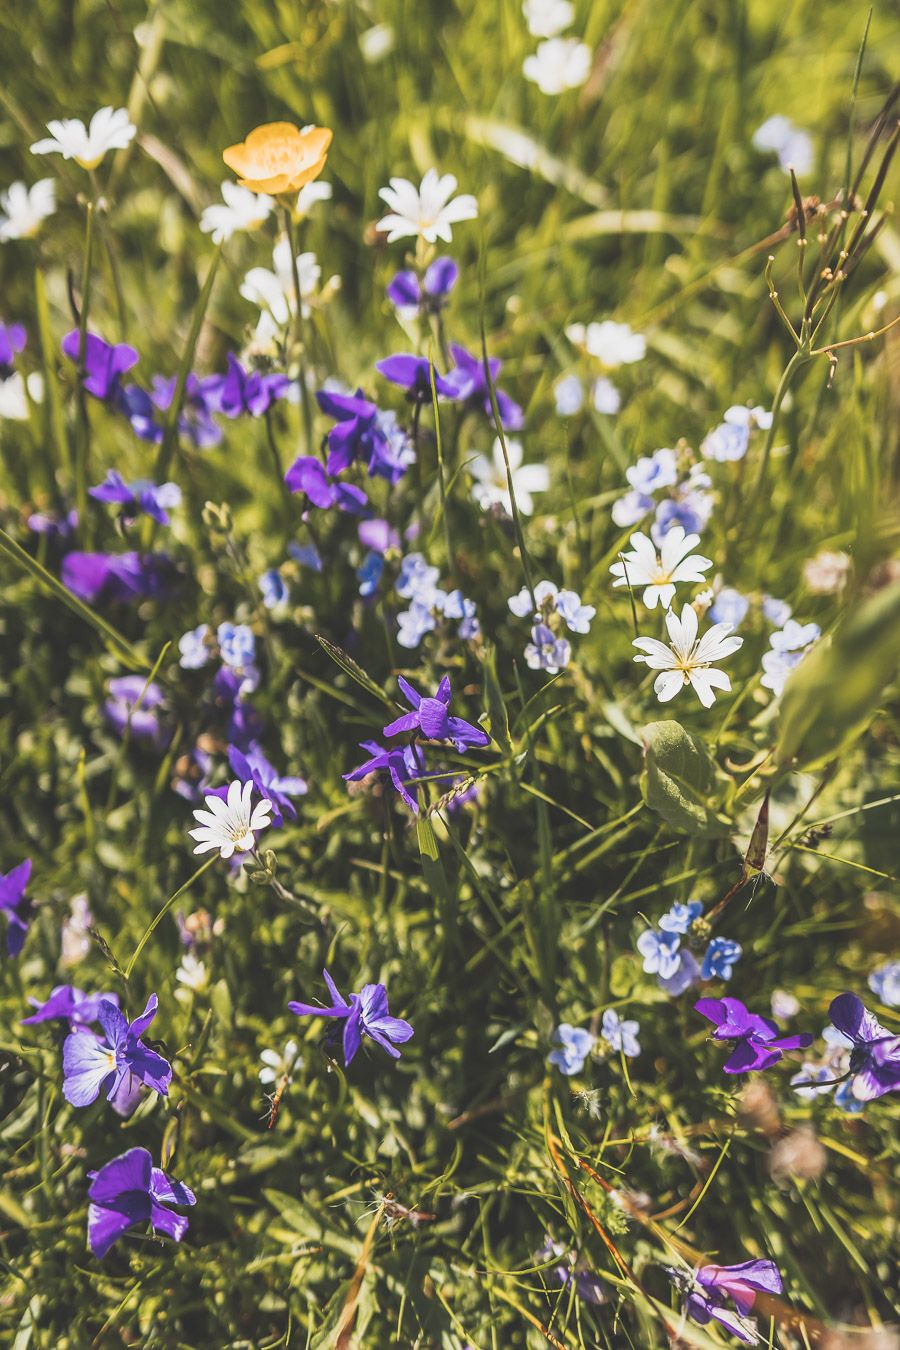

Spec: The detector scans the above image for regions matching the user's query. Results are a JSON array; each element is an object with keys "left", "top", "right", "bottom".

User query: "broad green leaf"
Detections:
[{"left": 639, "top": 719, "right": 728, "bottom": 836}]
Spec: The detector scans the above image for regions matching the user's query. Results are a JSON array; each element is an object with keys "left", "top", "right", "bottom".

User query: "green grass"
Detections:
[{"left": 1, "top": 0, "right": 899, "bottom": 1345}]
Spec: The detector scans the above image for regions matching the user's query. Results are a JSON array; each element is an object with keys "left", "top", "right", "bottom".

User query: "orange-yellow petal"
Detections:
[{"left": 223, "top": 123, "right": 332, "bottom": 196}]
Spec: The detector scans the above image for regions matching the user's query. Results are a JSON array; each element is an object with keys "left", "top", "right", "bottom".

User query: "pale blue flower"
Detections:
[
  {"left": 625, "top": 448, "right": 677, "bottom": 496},
  {"left": 636, "top": 928, "right": 682, "bottom": 979},
  {"left": 396, "top": 552, "right": 441, "bottom": 602},
  {"left": 357, "top": 552, "right": 384, "bottom": 597},
  {"left": 556, "top": 589, "right": 595, "bottom": 634},
  {"left": 612, "top": 489, "right": 654, "bottom": 527},
  {"left": 701, "top": 421, "right": 750, "bottom": 463},
  {"left": 288, "top": 542, "right": 323, "bottom": 572},
  {"left": 601, "top": 1008, "right": 640, "bottom": 1057},
  {"left": 709, "top": 588, "right": 749, "bottom": 629},
  {"left": 178, "top": 624, "right": 211, "bottom": 670},
  {"left": 869, "top": 961, "right": 900, "bottom": 1008},
  {"left": 524, "top": 623, "right": 570, "bottom": 674},
  {"left": 591, "top": 377, "right": 620, "bottom": 414},
  {"left": 753, "top": 115, "right": 814, "bottom": 175},
  {"left": 762, "top": 595, "right": 792, "bottom": 626},
  {"left": 701, "top": 937, "right": 742, "bottom": 981},
  {"left": 554, "top": 373, "right": 584, "bottom": 416},
  {"left": 549, "top": 1023, "right": 594, "bottom": 1075},
  {"left": 659, "top": 949, "right": 702, "bottom": 995},
  {"left": 259, "top": 569, "right": 289, "bottom": 609},
  {"left": 659, "top": 900, "right": 703, "bottom": 935},
  {"left": 217, "top": 622, "right": 256, "bottom": 669},
  {"left": 397, "top": 600, "right": 436, "bottom": 649}
]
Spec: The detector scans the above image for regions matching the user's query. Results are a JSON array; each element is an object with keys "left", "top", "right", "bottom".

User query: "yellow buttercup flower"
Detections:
[{"left": 222, "top": 122, "right": 332, "bottom": 196}]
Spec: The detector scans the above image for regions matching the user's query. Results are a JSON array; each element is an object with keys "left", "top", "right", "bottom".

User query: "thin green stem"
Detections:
[
  {"left": 282, "top": 205, "right": 314, "bottom": 456},
  {"left": 74, "top": 201, "right": 95, "bottom": 533},
  {"left": 753, "top": 347, "right": 810, "bottom": 495}
]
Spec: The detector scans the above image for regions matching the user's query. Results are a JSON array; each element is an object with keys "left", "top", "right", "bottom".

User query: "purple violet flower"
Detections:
[
  {"left": 104, "top": 676, "right": 168, "bottom": 744},
  {"left": 828, "top": 993, "right": 900, "bottom": 1101},
  {"left": 61, "top": 330, "right": 139, "bottom": 401},
  {"left": 669, "top": 1259, "right": 783, "bottom": 1344},
  {"left": 62, "top": 994, "right": 172, "bottom": 1107},
  {"left": 316, "top": 388, "right": 380, "bottom": 475},
  {"left": 0, "top": 321, "right": 26, "bottom": 376},
  {"left": 226, "top": 743, "right": 307, "bottom": 827},
  {"left": 376, "top": 353, "right": 455, "bottom": 403},
  {"left": 89, "top": 470, "right": 181, "bottom": 525},
  {"left": 694, "top": 996, "right": 812, "bottom": 1073},
  {"left": 151, "top": 373, "right": 222, "bottom": 448},
  {"left": 22, "top": 985, "right": 118, "bottom": 1026},
  {"left": 383, "top": 675, "right": 490, "bottom": 752},
  {"left": 442, "top": 342, "right": 524, "bottom": 430},
  {"left": 87, "top": 1147, "right": 195, "bottom": 1259},
  {"left": 284, "top": 455, "right": 369, "bottom": 514},
  {"left": 288, "top": 968, "right": 413, "bottom": 1066},
  {"left": 61, "top": 551, "right": 173, "bottom": 604},
  {"left": 344, "top": 739, "right": 425, "bottom": 813},
  {"left": 359, "top": 518, "right": 400, "bottom": 554},
  {"left": 0, "top": 859, "right": 33, "bottom": 957},
  {"left": 114, "top": 383, "right": 163, "bottom": 442},
  {"left": 204, "top": 352, "right": 290, "bottom": 418},
  {"left": 387, "top": 257, "right": 458, "bottom": 316}
]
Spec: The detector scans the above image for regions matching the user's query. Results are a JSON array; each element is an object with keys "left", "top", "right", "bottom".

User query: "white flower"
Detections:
[
  {"left": 241, "top": 237, "right": 321, "bottom": 334},
  {"left": 566, "top": 320, "right": 645, "bottom": 366},
  {"left": 523, "top": 37, "right": 592, "bottom": 94},
  {"left": 0, "top": 179, "right": 56, "bottom": 241},
  {"left": 610, "top": 526, "right": 713, "bottom": 609},
  {"left": 723, "top": 404, "right": 772, "bottom": 430},
  {"left": 200, "top": 182, "right": 273, "bottom": 244},
  {"left": 295, "top": 180, "right": 332, "bottom": 217},
  {"left": 752, "top": 115, "right": 813, "bottom": 175},
  {"left": 259, "top": 1039, "right": 300, "bottom": 1085},
  {"left": 469, "top": 438, "right": 549, "bottom": 516},
  {"left": 633, "top": 604, "right": 743, "bottom": 708},
  {"left": 0, "top": 371, "right": 42, "bottom": 421},
  {"left": 591, "top": 377, "right": 620, "bottom": 414},
  {"left": 377, "top": 168, "right": 478, "bottom": 245},
  {"left": 802, "top": 550, "right": 849, "bottom": 595},
  {"left": 31, "top": 106, "right": 136, "bottom": 170},
  {"left": 554, "top": 373, "right": 584, "bottom": 415},
  {"left": 523, "top": 0, "right": 574, "bottom": 37},
  {"left": 61, "top": 894, "right": 92, "bottom": 967},
  {"left": 359, "top": 23, "right": 395, "bottom": 62},
  {"left": 508, "top": 579, "right": 559, "bottom": 618},
  {"left": 189, "top": 779, "right": 272, "bottom": 858},
  {"left": 175, "top": 953, "right": 209, "bottom": 993}
]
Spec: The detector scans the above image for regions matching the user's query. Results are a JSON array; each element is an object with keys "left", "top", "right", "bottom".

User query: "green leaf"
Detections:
[
  {"left": 639, "top": 719, "right": 728, "bottom": 836},
  {"left": 775, "top": 581, "right": 900, "bottom": 772},
  {"left": 314, "top": 634, "right": 395, "bottom": 708},
  {"left": 482, "top": 642, "right": 512, "bottom": 756}
]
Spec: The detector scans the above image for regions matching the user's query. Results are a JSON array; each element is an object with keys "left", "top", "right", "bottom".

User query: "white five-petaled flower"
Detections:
[
  {"left": 566, "top": 319, "right": 646, "bottom": 367},
  {"left": 189, "top": 780, "right": 272, "bottom": 859},
  {"left": 633, "top": 605, "right": 743, "bottom": 708},
  {"left": 610, "top": 525, "right": 713, "bottom": 609},
  {"left": 200, "top": 181, "right": 274, "bottom": 244},
  {"left": 523, "top": 37, "right": 592, "bottom": 94},
  {"left": 0, "top": 179, "right": 56, "bottom": 241},
  {"left": 469, "top": 438, "right": 549, "bottom": 516},
  {"left": 376, "top": 169, "right": 478, "bottom": 245},
  {"left": 175, "top": 952, "right": 209, "bottom": 993},
  {"left": 31, "top": 106, "right": 136, "bottom": 170},
  {"left": 523, "top": 0, "right": 575, "bottom": 37},
  {"left": 241, "top": 237, "right": 321, "bottom": 338},
  {"left": 259, "top": 1039, "right": 300, "bottom": 1086}
]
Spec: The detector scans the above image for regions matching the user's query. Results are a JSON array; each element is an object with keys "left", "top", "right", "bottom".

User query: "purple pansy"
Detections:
[
  {"left": 226, "top": 743, "right": 307, "bottom": 828},
  {"left": 204, "top": 353, "right": 290, "bottom": 418},
  {"left": 442, "top": 343, "right": 524, "bottom": 430},
  {"left": 694, "top": 996, "right": 812, "bottom": 1073},
  {"left": 114, "top": 383, "right": 163, "bottom": 442},
  {"left": 61, "top": 551, "right": 173, "bottom": 604},
  {"left": 376, "top": 353, "right": 455, "bottom": 403},
  {"left": 383, "top": 675, "right": 490, "bottom": 752},
  {"left": 22, "top": 985, "right": 118, "bottom": 1026},
  {"left": 87, "top": 1147, "right": 196, "bottom": 1259},
  {"left": 89, "top": 470, "right": 181, "bottom": 525},
  {"left": 0, "top": 859, "right": 33, "bottom": 957},
  {"left": 828, "top": 993, "right": 900, "bottom": 1101},
  {"left": 316, "top": 388, "right": 380, "bottom": 475},
  {"left": 284, "top": 455, "right": 369, "bottom": 514},
  {"left": 61, "top": 330, "right": 139, "bottom": 401},
  {"left": 387, "top": 257, "right": 458, "bottom": 316},
  {"left": 62, "top": 994, "right": 172, "bottom": 1107},
  {"left": 288, "top": 968, "right": 413, "bottom": 1066},
  {"left": 151, "top": 373, "right": 222, "bottom": 449},
  {"left": 344, "top": 739, "right": 426, "bottom": 813},
  {"left": 104, "top": 676, "right": 168, "bottom": 744},
  {"left": 0, "top": 321, "right": 26, "bottom": 376},
  {"left": 670, "top": 1259, "right": 783, "bottom": 1344}
]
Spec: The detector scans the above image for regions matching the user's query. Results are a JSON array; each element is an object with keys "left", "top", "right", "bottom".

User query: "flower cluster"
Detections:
[
  {"left": 508, "top": 578, "right": 595, "bottom": 673},
  {"left": 760, "top": 617, "right": 821, "bottom": 696},
  {"left": 611, "top": 445, "right": 714, "bottom": 541},
  {"left": 558, "top": 319, "right": 646, "bottom": 418},
  {"left": 548, "top": 1009, "right": 641, "bottom": 1076},
  {"left": 394, "top": 553, "right": 480, "bottom": 649},
  {"left": 522, "top": 1, "right": 591, "bottom": 94},
  {"left": 637, "top": 900, "right": 742, "bottom": 995}
]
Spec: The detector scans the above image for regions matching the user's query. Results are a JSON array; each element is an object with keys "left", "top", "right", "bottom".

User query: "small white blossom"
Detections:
[
  {"left": 523, "top": 0, "right": 574, "bottom": 37},
  {"left": 295, "top": 180, "right": 332, "bottom": 217},
  {"left": 802, "top": 550, "right": 849, "bottom": 595},
  {"left": 60, "top": 894, "right": 92, "bottom": 967},
  {"left": 175, "top": 953, "right": 209, "bottom": 993},
  {"left": 259, "top": 1039, "right": 300, "bottom": 1085},
  {"left": 0, "top": 179, "right": 56, "bottom": 241},
  {"left": 469, "top": 438, "right": 549, "bottom": 516},
  {"left": 752, "top": 115, "right": 813, "bottom": 175},
  {"left": 523, "top": 37, "right": 592, "bottom": 94},
  {"left": 610, "top": 525, "right": 713, "bottom": 608},
  {"left": 376, "top": 169, "right": 478, "bottom": 245},
  {"left": 241, "top": 237, "right": 321, "bottom": 335},
  {"left": 723, "top": 404, "right": 772, "bottom": 430},
  {"left": 554, "top": 373, "right": 584, "bottom": 415},
  {"left": 31, "top": 106, "right": 136, "bottom": 170},
  {"left": 189, "top": 779, "right": 272, "bottom": 859},
  {"left": 592, "top": 377, "right": 620, "bottom": 414},
  {"left": 633, "top": 604, "right": 743, "bottom": 708},
  {"left": 0, "top": 371, "right": 42, "bottom": 421},
  {"left": 200, "top": 181, "right": 273, "bottom": 243},
  {"left": 566, "top": 319, "right": 645, "bottom": 367}
]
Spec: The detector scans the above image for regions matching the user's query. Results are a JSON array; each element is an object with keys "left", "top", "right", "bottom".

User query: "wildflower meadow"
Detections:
[{"left": 2, "top": 1, "right": 900, "bottom": 1345}]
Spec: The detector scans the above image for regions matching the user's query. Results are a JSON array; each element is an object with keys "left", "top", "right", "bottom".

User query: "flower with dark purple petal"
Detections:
[
  {"left": 694, "top": 996, "right": 812, "bottom": 1074},
  {"left": 87, "top": 1147, "right": 195, "bottom": 1259},
  {"left": 113, "top": 383, "right": 163, "bottom": 442},
  {"left": 383, "top": 675, "right": 490, "bottom": 752},
  {"left": 376, "top": 353, "right": 455, "bottom": 403},
  {"left": 89, "top": 470, "right": 181, "bottom": 525},
  {"left": 61, "top": 550, "right": 174, "bottom": 603},
  {"left": 227, "top": 743, "right": 307, "bottom": 827},
  {"left": 0, "top": 321, "right": 26, "bottom": 377},
  {"left": 62, "top": 994, "right": 172, "bottom": 1107},
  {"left": 344, "top": 739, "right": 425, "bottom": 813},
  {"left": 387, "top": 256, "right": 458, "bottom": 317},
  {"left": 668, "top": 1259, "right": 782, "bottom": 1344},
  {"left": 203, "top": 352, "right": 290, "bottom": 418},
  {"left": 151, "top": 373, "right": 222, "bottom": 448},
  {"left": 104, "top": 676, "right": 169, "bottom": 744},
  {"left": 284, "top": 455, "right": 368, "bottom": 514},
  {"left": 0, "top": 859, "right": 32, "bottom": 957},
  {"left": 61, "top": 330, "right": 139, "bottom": 401},
  {"left": 828, "top": 992, "right": 900, "bottom": 1101},
  {"left": 288, "top": 968, "right": 413, "bottom": 1066},
  {"left": 316, "top": 387, "right": 380, "bottom": 475},
  {"left": 442, "top": 342, "right": 524, "bottom": 430}
]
